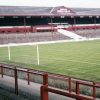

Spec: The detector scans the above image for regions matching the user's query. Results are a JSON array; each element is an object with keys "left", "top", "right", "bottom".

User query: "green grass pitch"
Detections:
[{"left": 0, "top": 40, "right": 100, "bottom": 81}]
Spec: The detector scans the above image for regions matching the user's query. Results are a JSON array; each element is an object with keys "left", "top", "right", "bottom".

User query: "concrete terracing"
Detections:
[{"left": 0, "top": 32, "right": 71, "bottom": 44}]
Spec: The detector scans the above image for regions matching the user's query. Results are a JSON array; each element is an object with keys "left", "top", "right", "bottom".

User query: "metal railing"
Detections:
[
  {"left": 0, "top": 64, "right": 47, "bottom": 96},
  {"left": 41, "top": 76, "right": 100, "bottom": 100},
  {"left": 0, "top": 64, "right": 100, "bottom": 100}
]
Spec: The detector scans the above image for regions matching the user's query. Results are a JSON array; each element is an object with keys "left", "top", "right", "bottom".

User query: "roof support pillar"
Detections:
[
  {"left": 50, "top": 17, "right": 54, "bottom": 34},
  {"left": 94, "top": 17, "right": 96, "bottom": 30},
  {"left": 24, "top": 17, "right": 26, "bottom": 33},
  {"left": 73, "top": 17, "right": 76, "bottom": 31}
]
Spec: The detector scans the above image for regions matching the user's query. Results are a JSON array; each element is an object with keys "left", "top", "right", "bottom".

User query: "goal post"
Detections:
[
  {"left": 8, "top": 45, "right": 11, "bottom": 61},
  {"left": 36, "top": 44, "right": 40, "bottom": 65},
  {"left": 0, "top": 43, "right": 40, "bottom": 65}
]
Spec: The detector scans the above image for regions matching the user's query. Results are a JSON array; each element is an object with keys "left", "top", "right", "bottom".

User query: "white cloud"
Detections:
[{"left": 0, "top": 0, "right": 100, "bottom": 8}]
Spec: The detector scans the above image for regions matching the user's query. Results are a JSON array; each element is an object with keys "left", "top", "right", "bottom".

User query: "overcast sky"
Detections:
[{"left": 0, "top": 0, "right": 100, "bottom": 8}]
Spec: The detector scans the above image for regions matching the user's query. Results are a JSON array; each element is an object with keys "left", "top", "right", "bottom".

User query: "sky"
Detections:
[{"left": 0, "top": 0, "right": 100, "bottom": 8}]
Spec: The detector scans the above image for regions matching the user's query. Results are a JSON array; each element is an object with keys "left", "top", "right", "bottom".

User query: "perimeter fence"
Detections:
[{"left": 0, "top": 64, "right": 100, "bottom": 100}]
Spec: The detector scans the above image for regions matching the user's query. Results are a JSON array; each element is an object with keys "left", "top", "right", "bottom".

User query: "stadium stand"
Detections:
[
  {"left": 0, "top": 32, "right": 71, "bottom": 44},
  {"left": 73, "top": 29, "right": 100, "bottom": 38}
]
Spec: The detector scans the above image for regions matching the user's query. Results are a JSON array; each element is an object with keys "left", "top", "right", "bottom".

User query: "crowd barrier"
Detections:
[{"left": 0, "top": 64, "right": 100, "bottom": 100}]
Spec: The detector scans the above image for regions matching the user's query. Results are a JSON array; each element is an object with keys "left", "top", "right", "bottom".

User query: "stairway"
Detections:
[{"left": 58, "top": 29, "right": 86, "bottom": 40}]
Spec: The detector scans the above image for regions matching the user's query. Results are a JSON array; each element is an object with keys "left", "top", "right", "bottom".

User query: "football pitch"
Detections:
[{"left": 0, "top": 40, "right": 100, "bottom": 81}]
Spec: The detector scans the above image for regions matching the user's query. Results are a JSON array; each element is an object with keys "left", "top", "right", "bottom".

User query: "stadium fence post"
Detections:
[
  {"left": 40, "top": 73, "right": 48, "bottom": 100},
  {"left": 36, "top": 44, "right": 40, "bottom": 65},
  {"left": 40, "top": 85, "right": 48, "bottom": 100},
  {"left": 8, "top": 45, "right": 11, "bottom": 61},
  {"left": 43, "top": 73, "right": 48, "bottom": 85},
  {"left": 14, "top": 67, "right": 18, "bottom": 95},
  {"left": 27, "top": 69, "right": 30, "bottom": 85},
  {"left": 93, "top": 82, "right": 96, "bottom": 100},
  {"left": 68, "top": 77, "right": 72, "bottom": 93},
  {"left": 0, "top": 65, "right": 3, "bottom": 78},
  {"left": 76, "top": 81, "right": 80, "bottom": 100}
]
